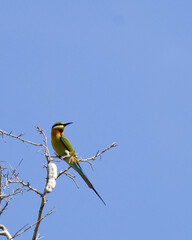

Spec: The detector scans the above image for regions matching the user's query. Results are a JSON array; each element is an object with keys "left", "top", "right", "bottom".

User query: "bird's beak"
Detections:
[{"left": 64, "top": 122, "right": 73, "bottom": 127}]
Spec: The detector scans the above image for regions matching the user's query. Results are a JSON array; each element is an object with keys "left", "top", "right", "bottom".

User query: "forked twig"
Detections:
[
  {"left": 11, "top": 208, "right": 55, "bottom": 239},
  {"left": 79, "top": 142, "right": 117, "bottom": 170},
  {"left": 0, "top": 129, "right": 43, "bottom": 147},
  {"left": 0, "top": 224, "right": 12, "bottom": 239},
  {"left": 0, "top": 126, "right": 117, "bottom": 239}
]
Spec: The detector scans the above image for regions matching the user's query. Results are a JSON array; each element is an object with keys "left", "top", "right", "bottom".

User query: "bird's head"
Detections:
[{"left": 52, "top": 122, "right": 73, "bottom": 132}]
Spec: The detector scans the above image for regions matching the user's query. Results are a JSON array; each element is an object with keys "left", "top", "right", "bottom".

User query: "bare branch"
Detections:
[
  {"left": 11, "top": 208, "right": 55, "bottom": 239},
  {"left": 32, "top": 195, "right": 47, "bottom": 240},
  {"left": 29, "top": 127, "right": 54, "bottom": 240},
  {"left": 79, "top": 142, "right": 117, "bottom": 164},
  {"left": 48, "top": 154, "right": 71, "bottom": 161},
  {"left": 56, "top": 166, "right": 71, "bottom": 179},
  {"left": 0, "top": 127, "right": 55, "bottom": 240},
  {"left": 0, "top": 224, "right": 12, "bottom": 239},
  {"left": 0, "top": 160, "right": 42, "bottom": 216},
  {"left": 8, "top": 179, "right": 42, "bottom": 197},
  {"left": 11, "top": 224, "right": 28, "bottom": 238},
  {"left": 0, "top": 187, "right": 24, "bottom": 215},
  {"left": 0, "top": 126, "right": 116, "bottom": 239},
  {"left": 52, "top": 143, "right": 117, "bottom": 166},
  {"left": 0, "top": 161, "right": 26, "bottom": 215},
  {"left": 0, "top": 164, "right": 2, "bottom": 206},
  {"left": 0, "top": 129, "right": 43, "bottom": 147},
  {"left": 35, "top": 126, "right": 51, "bottom": 163},
  {"left": 55, "top": 143, "right": 116, "bottom": 185}
]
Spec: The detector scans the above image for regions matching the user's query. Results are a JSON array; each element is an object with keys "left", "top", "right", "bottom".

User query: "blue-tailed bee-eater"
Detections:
[{"left": 51, "top": 122, "right": 106, "bottom": 205}]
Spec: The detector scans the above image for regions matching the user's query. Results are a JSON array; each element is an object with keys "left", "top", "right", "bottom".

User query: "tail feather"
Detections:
[
  {"left": 71, "top": 161, "right": 106, "bottom": 205},
  {"left": 91, "top": 186, "right": 106, "bottom": 206}
]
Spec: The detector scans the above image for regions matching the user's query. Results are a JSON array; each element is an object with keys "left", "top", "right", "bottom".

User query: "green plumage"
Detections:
[{"left": 51, "top": 122, "right": 106, "bottom": 205}]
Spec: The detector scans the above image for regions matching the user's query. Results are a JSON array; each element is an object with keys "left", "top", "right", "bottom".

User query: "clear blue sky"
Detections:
[{"left": 1, "top": 1, "right": 192, "bottom": 239}]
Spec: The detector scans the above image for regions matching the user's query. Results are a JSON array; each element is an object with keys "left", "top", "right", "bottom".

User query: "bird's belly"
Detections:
[{"left": 52, "top": 139, "right": 67, "bottom": 156}]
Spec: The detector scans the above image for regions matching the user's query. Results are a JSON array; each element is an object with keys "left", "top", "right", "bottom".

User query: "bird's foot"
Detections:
[{"left": 69, "top": 156, "right": 74, "bottom": 164}]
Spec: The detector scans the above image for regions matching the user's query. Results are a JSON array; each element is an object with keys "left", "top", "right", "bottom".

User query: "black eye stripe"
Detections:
[{"left": 52, "top": 123, "right": 63, "bottom": 128}]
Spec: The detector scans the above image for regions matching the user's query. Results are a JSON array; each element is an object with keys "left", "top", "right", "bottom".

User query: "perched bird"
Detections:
[{"left": 51, "top": 122, "right": 106, "bottom": 205}]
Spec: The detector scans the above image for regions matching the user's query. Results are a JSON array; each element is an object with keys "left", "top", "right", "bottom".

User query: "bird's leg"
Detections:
[
  {"left": 69, "top": 152, "right": 78, "bottom": 164},
  {"left": 69, "top": 156, "right": 74, "bottom": 164},
  {"left": 64, "top": 150, "right": 74, "bottom": 163}
]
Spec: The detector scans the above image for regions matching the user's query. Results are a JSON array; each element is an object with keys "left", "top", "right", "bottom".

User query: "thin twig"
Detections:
[
  {"left": 0, "top": 161, "right": 26, "bottom": 215},
  {"left": 32, "top": 127, "right": 52, "bottom": 240},
  {"left": 0, "top": 129, "right": 44, "bottom": 147},
  {"left": 0, "top": 224, "right": 12, "bottom": 239},
  {"left": 56, "top": 166, "right": 71, "bottom": 179},
  {"left": 0, "top": 164, "right": 2, "bottom": 206},
  {"left": 0, "top": 186, "right": 24, "bottom": 215},
  {"left": 0, "top": 126, "right": 116, "bottom": 239},
  {"left": 32, "top": 194, "right": 46, "bottom": 240},
  {"left": 8, "top": 179, "right": 42, "bottom": 197},
  {"left": 12, "top": 224, "right": 28, "bottom": 238},
  {"left": 12, "top": 208, "right": 55, "bottom": 239},
  {"left": 80, "top": 142, "right": 117, "bottom": 163},
  {"left": 35, "top": 126, "right": 51, "bottom": 163}
]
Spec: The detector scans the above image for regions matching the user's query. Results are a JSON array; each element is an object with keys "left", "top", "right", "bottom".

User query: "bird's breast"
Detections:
[{"left": 51, "top": 130, "right": 66, "bottom": 156}]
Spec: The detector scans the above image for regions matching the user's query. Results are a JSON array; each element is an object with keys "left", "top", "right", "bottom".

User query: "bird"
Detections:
[{"left": 51, "top": 122, "right": 106, "bottom": 205}]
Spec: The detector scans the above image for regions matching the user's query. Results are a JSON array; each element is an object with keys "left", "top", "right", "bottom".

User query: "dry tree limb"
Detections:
[
  {"left": 0, "top": 224, "right": 12, "bottom": 239},
  {"left": 80, "top": 142, "right": 117, "bottom": 163},
  {"left": 0, "top": 127, "right": 51, "bottom": 239},
  {"left": 0, "top": 165, "right": 2, "bottom": 206},
  {"left": 0, "top": 161, "right": 26, "bottom": 215},
  {"left": 35, "top": 126, "right": 51, "bottom": 163},
  {"left": 0, "top": 126, "right": 117, "bottom": 239},
  {"left": 7, "top": 179, "right": 42, "bottom": 197},
  {"left": 56, "top": 166, "right": 71, "bottom": 179},
  {"left": 0, "top": 129, "right": 43, "bottom": 147},
  {"left": 53, "top": 143, "right": 117, "bottom": 185},
  {"left": 32, "top": 191, "right": 51, "bottom": 240},
  {"left": 0, "top": 187, "right": 24, "bottom": 215},
  {"left": 11, "top": 208, "right": 55, "bottom": 239},
  {"left": 31, "top": 127, "right": 53, "bottom": 240}
]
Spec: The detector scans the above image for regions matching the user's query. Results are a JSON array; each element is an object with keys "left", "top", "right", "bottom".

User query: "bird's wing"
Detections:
[
  {"left": 60, "top": 134, "right": 106, "bottom": 205},
  {"left": 60, "top": 134, "right": 75, "bottom": 153},
  {"left": 60, "top": 134, "right": 80, "bottom": 166}
]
